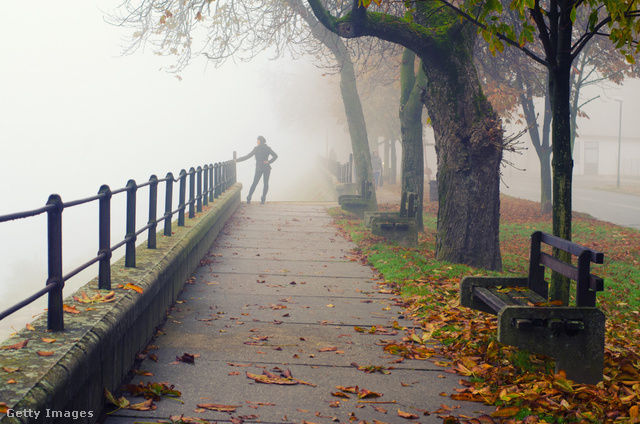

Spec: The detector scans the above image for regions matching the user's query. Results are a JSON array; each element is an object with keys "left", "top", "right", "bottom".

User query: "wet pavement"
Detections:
[{"left": 101, "top": 201, "right": 490, "bottom": 424}]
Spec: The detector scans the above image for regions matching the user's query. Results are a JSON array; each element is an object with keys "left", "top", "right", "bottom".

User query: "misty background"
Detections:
[{"left": 0, "top": 0, "right": 352, "bottom": 340}]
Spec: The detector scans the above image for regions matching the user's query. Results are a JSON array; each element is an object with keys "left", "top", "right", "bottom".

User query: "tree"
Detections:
[{"left": 308, "top": 0, "right": 505, "bottom": 270}]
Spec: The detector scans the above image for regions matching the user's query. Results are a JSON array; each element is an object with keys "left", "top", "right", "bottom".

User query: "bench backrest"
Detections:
[
  {"left": 399, "top": 192, "right": 419, "bottom": 218},
  {"left": 359, "top": 180, "right": 372, "bottom": 199},
  {"left": 528, "top": 231, "right": 604, "bottom": 307}
]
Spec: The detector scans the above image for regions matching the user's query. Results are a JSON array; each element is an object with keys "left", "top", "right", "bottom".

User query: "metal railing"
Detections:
[{"left": 0, "top": 160, "right": 236, "bottom": 332}]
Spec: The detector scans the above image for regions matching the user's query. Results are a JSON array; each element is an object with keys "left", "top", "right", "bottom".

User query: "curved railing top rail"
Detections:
[{"left": 0, "top": 161, "right": 237, "bottom": 332}]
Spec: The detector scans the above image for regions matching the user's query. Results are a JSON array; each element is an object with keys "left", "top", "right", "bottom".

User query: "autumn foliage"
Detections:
[{"left": 332, "top": 194, "right": 640, "bottom": 423}]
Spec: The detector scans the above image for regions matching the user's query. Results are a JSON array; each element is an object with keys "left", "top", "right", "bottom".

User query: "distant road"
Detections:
[{"left": 501, "top": 174, "right": 640, "bottom": 230}]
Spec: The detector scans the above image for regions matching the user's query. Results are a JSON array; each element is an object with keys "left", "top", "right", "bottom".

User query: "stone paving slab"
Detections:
[{"left": 101, "top": 203, "right": 492, "bottom": 424}]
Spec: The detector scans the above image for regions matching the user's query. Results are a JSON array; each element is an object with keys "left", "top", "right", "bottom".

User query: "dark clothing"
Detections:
[
  {"left": 236, "top": 144, "right": 278, "bottom": 170},
  {"left": 237, "top": 143, "right": 278, "bottom": 202}
]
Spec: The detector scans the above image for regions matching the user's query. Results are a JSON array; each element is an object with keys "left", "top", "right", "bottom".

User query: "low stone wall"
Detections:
[{"left": 0, "top": 184, "right": 242, "bottom": 424}]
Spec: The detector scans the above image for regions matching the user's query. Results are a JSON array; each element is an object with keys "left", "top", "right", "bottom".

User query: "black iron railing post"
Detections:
[
  {"left": 125, "top": 179, "right": 137, "bottom": 268},
  {"left": 208, "top": 163, "right": 214, "bottom": 202},
  {"left": 148, "top": 175, "right": 158, "bottom": 249},
  {"left": 164, "top": 172, "right": 173, "bottom": 236},
  {"left": 214, "top": 163, "right": 220, "bottom": 198},
  {"left": 202, "top": 165, "right": 209, "bottom": 207},
  {"left": 196, "top": 166, "right": 203, "bottom": 213},
  {"left": 178, "top": 169, "right": 186, "bottom": 226},
  {"left": 46, "top": 194, "right": 64, "bottom": 331},
  {"left": 188, "top": 167, "right": 196, "bottom": 219},
  {"left": 222, "top": 162, "right": 228, "bottom": 191},
  {"left": 98, "top": 185, "right": 112, "bottom": 290}
]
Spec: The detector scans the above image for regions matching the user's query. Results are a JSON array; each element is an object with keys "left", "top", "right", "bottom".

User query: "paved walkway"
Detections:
[{"left": 103, "top": 202, "right": 489, "bottom": 424}]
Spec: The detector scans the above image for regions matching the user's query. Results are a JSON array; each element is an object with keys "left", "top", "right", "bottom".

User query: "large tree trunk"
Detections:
[
  {"left": 419, "top": 25, "right": 503, "bottom": 270},
  {"left": 399, "top": 49, "right": 425, "bottom": 230}
]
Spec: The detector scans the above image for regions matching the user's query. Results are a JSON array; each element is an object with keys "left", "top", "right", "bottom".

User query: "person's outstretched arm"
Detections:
[{"left": 236, "top": 147, "right": 257, "bottom": 163}]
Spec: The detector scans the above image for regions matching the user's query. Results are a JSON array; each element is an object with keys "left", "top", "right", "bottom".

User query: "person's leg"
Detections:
[
  {"left": 260, "top": 168, "right": 271, "bottom": 204},
  {"left": 247, "top": 170, "right": 263, "bottom": 203}
]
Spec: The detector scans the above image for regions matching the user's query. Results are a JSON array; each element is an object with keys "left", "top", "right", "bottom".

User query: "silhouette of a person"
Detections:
[{"left": 235, "top": 136, "right": 278, "bottom": 204}]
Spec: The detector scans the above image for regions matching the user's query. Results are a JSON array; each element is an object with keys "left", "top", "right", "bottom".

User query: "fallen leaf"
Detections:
[
  {"left": 118, "top": 283, "right": 144, "bottom": 294},
  {"left": 128, "top": 398, "right": 156, "bottom": 411},
  {"left": 331, "top": 392, "right": 351, "bottom": 399},
  {"left": 197, "top": 403, "right": 240, "bottom": 412},
  {"left": 397, "top": 409, "right": 419, "bottom": 419},
  {"left": 0, "top": 403, "right": 8, "bottom": 414},
  {"left": 41, "top": 338, "right": 57, "bottom": 343},
  {"left": 26, "top": 324, "right": 35, "bottom": 331},
  {"left": 37, "top": 351, "right": 55, "bottom": 356},
  {"left": 2, "top": 367, "right": 20, "bottom": 373},
  {"left": 63, "top": 304, "right": 81, "bottom": 314},
  {"left": 0, "top": 340, "right": 28, "bottom": 350},
  {"left": 176, "top": 353, "right": 197, "bottom": 364}
]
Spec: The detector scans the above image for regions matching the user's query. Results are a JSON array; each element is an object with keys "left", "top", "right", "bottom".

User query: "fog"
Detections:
[{"left": 0, "top": 0, "right": 350, "bottom": 340}]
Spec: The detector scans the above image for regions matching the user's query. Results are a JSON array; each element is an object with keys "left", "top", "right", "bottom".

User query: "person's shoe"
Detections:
[
  {"left": 260, "top": 197, "right": 266, "bottom": 205},
  {"left": 247, "top": 197, "right": 251, "bottom": 204}
]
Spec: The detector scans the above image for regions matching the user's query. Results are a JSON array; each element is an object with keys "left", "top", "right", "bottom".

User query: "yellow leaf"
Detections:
[
  {"left": 119, "top": 283, "right": 144, "bottom": 294},
  {"left": 41, "top": 338, "right": 57, "bottom": 343},
  {"left": 63, "top": 304, "right": 81, "bottom": 314},
  {"left": 26, "top": 324, "right": 35, "bottom": 331}
]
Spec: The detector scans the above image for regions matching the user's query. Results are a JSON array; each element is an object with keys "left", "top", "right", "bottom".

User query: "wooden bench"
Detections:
[
  {"left": 365, "top": 192, "right": 419, "bottom": 247},
  {"left": 338, "top": 179, "right": 374, "bottom": 218},
  {"left": 460, "top": 231, "right": 606, "bottom": 384}
]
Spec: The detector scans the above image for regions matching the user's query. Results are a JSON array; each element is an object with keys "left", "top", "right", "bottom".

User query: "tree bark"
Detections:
[
  {"left": 399, "top": 49, "right": 425, "bottom": 230},
  {"left": 549, "top": 62, "right": 573, "bottom": 303},
  {"left": 420, "top": 26, "right": 503, "bottom": 270}
]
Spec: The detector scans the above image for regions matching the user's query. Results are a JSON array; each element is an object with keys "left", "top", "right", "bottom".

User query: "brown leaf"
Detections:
[
  {"left": 0, "top": 340, "right": 28, "bottom": 350},
  {"left": 331, "top": 392, "right": 351, "bottom": 399},
  {"left": 397, "top": 409, "right": 419, "bottom": 419},
  {"left": 128, "top": 398, "right": 156, "bottom": 411},
  {"left": 41, "top": 337, "right": 57, "bottom": 343},
  {"left": 37, "top": 351, "right": 55, "bottom": 356},
  {"left": 0, "top": 403, "right": 8, "bottom": 414},
  {"left": 26, "top": 324, "right": 35, "bottom": 331},
  {"left": 2, "top": 367, "right": 20, "bottom": 373},
  {"left": 197, "top": 403, "right": 240, "bottom": 412},
  {"left": 176, "top": 353, "right": 197, "bottom": 364}
]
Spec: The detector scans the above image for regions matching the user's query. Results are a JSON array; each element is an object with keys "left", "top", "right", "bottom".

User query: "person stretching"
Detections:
[{"left": 235, "top": 135, "right": 278, "bottom": 204}]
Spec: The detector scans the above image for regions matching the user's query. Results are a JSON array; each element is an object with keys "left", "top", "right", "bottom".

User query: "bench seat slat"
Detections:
[{"left": 473, "top": 287, "right": 548, "bottom": 313}]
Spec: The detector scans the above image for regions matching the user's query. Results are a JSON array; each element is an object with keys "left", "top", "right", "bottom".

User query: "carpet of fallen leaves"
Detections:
[{"left": 333, "top": 194, "right": 640, "bottom": 424}]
